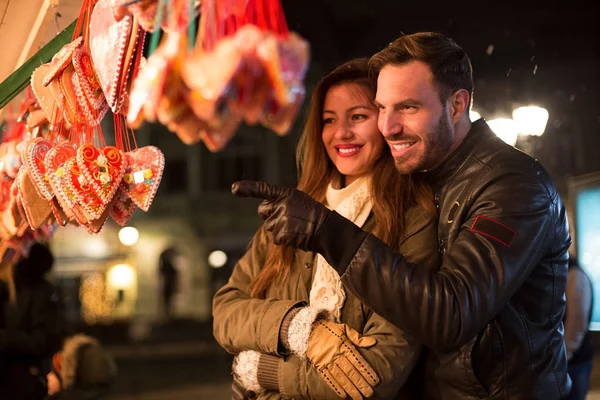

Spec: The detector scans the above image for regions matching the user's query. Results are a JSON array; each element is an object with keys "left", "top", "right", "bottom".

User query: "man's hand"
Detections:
[
  {"left": 307, "top": 320, "right": 380, "bottom": 400},
  {"left": 232, "top": 181, "right": 331, "bottom": 252}
]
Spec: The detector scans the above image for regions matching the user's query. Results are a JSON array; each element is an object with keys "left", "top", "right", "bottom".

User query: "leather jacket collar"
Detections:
[{"left": 421, "top": 119, "right": 494, "bottom": 188}]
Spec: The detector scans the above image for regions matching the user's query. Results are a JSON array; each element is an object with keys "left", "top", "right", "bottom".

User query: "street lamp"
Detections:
[
  {"left": 107, "top": 263, "right": 135, "bottom": 290},
  {"left": 487, "top": 118, "right": 519, "bottom": 146},
  {"left": 512, "top": 106, "right": 549, "bottom": 136},
  {"left": 208, "top": 250, "right": 227, "bottom": 268},
  {"left": 118, "top": 227, "right": 139, "bottom": 246}
]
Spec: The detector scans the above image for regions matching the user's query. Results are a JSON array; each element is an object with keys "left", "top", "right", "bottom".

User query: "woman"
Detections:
[{"left": 213, "top": 58, "right": 439, "bottom": 399}]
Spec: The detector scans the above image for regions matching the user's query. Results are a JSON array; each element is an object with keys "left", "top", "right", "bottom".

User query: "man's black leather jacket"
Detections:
[{"left": 320, "top": 120, "right": 572, "bottom": 399}]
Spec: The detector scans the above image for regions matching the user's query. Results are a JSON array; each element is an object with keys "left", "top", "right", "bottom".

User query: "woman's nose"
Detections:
[{"left": 334, "top": 122, "right": 354, "bottom": 140}]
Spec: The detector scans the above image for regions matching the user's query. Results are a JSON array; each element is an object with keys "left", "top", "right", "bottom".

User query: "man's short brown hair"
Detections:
[{"left": 369, "top": 32, "right": 474, "bottom": 107}]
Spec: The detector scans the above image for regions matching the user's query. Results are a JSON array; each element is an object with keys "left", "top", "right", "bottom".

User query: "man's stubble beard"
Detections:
[{"left": 393, "top": 111, "right": 454, "bottom": 174}]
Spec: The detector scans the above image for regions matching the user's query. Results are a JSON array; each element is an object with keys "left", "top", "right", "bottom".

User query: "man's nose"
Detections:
[{"left": 378, "top": 113, "right": 401, "bottom": 138}]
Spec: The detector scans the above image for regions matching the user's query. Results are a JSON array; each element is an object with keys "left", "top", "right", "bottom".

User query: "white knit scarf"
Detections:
[{"left": 309, "top": 176, "right": 372, "bottom": 321}]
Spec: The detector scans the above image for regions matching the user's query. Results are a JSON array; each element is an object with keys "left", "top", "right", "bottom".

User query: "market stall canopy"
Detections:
[{"left": 0, "top": 0, "right": 81, "bottom": 109}]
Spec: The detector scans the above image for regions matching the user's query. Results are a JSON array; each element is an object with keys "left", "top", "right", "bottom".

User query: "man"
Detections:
[
  {"left": 565, "top": 257, "right": 594, "bottom": 400},
  {"left": 233, "top": 32, "right": 571, "bottom": 399}
]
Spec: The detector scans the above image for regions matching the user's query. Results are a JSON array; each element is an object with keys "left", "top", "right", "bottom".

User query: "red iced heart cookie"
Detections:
[
  {"left": 121, "top": 146, "right": 164, "bottom": 212},
  {"left": 76, "top": 144, "right": 125, "bottom": 205},
  {"left": 72, "top": 48, "right": 107, "bottom": 111},
  {"left": 44, "top": 143, "right": 77, "bottom": 218},
  {"left": 89, "top": 0, "right": 133, "bottom": 111},
  {"left": 62, "top": 158, "right": 106, "bottom": 220}
]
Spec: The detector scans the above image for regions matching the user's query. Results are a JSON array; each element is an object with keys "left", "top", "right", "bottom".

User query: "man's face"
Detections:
[{"left": 375, "top": 61, "right": 454, "bottom": 173}]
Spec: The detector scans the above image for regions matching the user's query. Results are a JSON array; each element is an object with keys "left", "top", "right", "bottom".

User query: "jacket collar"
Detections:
[{"left": 419, "top": 119, "right": 495, "bottom": 188}]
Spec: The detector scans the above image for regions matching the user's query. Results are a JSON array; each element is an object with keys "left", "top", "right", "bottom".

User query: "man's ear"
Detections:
[{"left": 448, "top": 89, "right": 470, "bottom": 124}]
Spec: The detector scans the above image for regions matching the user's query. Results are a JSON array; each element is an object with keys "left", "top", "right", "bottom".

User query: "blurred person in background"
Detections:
[
  {"left": 46, "top": 334, "right": 117, "bottom": 400},
  {"left": 158, "top": 247, "right": 179, "bottom": 320},
  {"left": 0, "top": 242, "right": 65, "bottom": 399},
  {"left": 565, "top": 257, "right": 594, "bottom": 400}
]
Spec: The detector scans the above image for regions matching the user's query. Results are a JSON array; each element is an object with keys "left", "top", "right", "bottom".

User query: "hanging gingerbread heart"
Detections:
[
  {"left": 53, "top": 161, "right": 94, "bottom": 227},
  {"left": 15, "top": 195, "right": 30, "bottom": 237},
  {"left": 84, "top": 196, "right": 115, "bottom": 234},
  {"left": 72, "top": 48, "right": 107, "bottom": 111},
  {"left": 72, "top": 72, "right": 109, "bottom": 127},
  {"left": 42, "top": 37, "right": 84, "bottom": 87},
  {"left": 114, "top": 19, "right": 145, "bottom": 115},
  {"left": 62, "top": 158, "right": 106, "bottom": 220},
  {"left": 110, "top": 188, "right": 136, "bottom": 226},
  {"left": 22, "top": 138, "right": 54, "bottom": 200},
  {"left": 89, "top": 0, "right": 134, "bottom": 111},
  {"left": 121, "top": 146, "right": 164, "bottom": 212},
  {"left": 31, "top": 64, "right": 61, "bottom": 125},
  {"left": 46, "top": 77, "right": 71, "bottom": 127},
  {"left": 50, "top": 197, "right": 70, "bottom": 227},
  {"left": 72, "top": 48, "right": 109, "bottom": 127},
  {"left": 45, "top": 143, "right": 78, "bottom": 217},
  {"left": 18, "top": 167, "right": 52, "bottom": 230},
  {"left": 76, "top": 144, "right": 125, "bottom": 205},
  {"left": 58, "top": 64, "right": 85, "bottom": 125}
]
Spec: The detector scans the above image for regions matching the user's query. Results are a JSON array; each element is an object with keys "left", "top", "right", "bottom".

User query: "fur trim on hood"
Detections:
[{"left": 59, "top": 334, "right": 116, "bottom": 390}]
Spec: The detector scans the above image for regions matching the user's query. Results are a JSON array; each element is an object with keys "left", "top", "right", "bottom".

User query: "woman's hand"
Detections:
[{"left": 306, "top": 320, "right": 380, "bottom": 400}]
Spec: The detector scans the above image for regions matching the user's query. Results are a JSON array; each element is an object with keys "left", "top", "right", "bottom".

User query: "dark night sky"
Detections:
[{"left": 281, "top": 0, "right": 600, "bottom": 190}]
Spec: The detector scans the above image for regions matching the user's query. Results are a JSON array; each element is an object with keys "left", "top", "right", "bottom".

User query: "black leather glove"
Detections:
[
  {"left": 232, "top": 181, "right": 331, "bottom": 251},
  {"left": 232, "top": 181, "right": 369, "bottom": 274}
]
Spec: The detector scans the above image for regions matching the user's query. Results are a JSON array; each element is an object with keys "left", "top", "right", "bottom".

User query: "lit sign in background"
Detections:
[{"left": 575, "top": 186, "right": 600, "bottom": 330}]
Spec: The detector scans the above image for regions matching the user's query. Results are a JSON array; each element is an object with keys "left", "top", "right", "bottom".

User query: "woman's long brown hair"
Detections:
[{"left": 249, "top": 58, "right": 436, "bottom": 298}]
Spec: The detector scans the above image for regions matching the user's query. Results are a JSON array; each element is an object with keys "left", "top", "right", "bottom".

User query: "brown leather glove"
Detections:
[
  {"left": 231, "top": 181, "right": 369, "bottom": 273},
  {"left": 307, "top": 320, "right": 380, "bottom": 400}
]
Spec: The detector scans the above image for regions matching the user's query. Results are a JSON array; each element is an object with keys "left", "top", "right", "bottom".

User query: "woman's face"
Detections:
[{"left": 322, "top": 83, "right": 384, "bottom": 186}]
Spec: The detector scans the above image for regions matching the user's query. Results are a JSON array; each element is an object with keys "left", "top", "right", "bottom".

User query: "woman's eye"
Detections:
[{"left": 351, "top": 114, "right": 367, "bottom": 121}]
